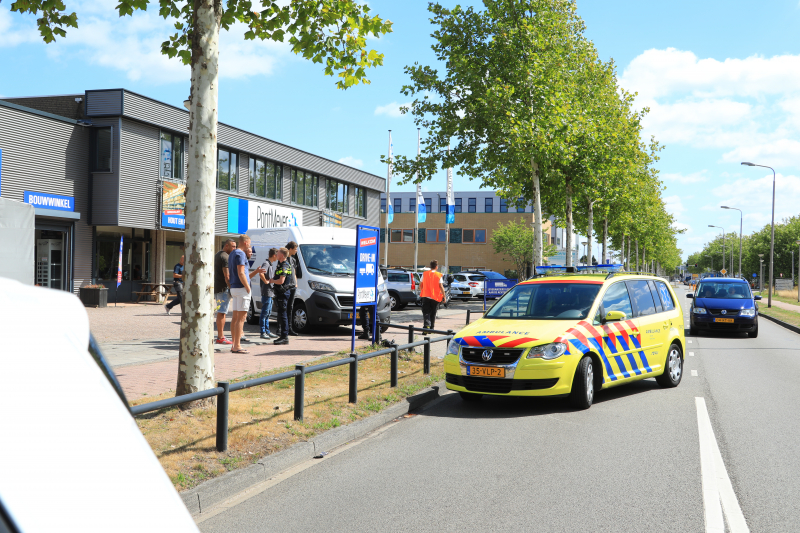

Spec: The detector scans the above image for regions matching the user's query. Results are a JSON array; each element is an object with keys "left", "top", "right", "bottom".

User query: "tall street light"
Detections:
[
  {"left": 742, "top": 162, "right": 776, "bottom": 307},
  {"left": 722, "top": 206, "right": 743, "bottom": 278},
  {"left": 796, "top": 239, "right": 800, "bottom": 302},
  {"left": 708, "top": 225, "right": 726, "bottom": 273},
  {"left": 581, "top": 241, "right": 588, "bottom": 266}
]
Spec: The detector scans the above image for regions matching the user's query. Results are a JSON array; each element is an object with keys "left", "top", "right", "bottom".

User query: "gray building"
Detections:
[{"left": 0, "top": 89, "right": 383, "bottom": 300}]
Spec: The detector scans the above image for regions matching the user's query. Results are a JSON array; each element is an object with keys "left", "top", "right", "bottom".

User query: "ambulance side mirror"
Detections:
[{"left": 603, "top": 310, "right": 626, "bottom": 322}]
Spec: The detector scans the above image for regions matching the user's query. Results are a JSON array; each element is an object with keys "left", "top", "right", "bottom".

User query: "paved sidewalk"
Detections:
[
  {"left": 111, "top": 311, "right": 471, "bottom": 399},
  {"left": 770, "top": 299, "right": 800, "bottom": 313}
]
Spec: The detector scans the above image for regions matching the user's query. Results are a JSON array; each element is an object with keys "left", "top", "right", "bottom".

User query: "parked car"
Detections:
[
  {"left": 247, "top": 227, "right": 391, "bottom": 333},
  {"left": 452, "top": 272, "right": 486, "bottom": 299},
  {"left": 687, "top": 277, "right": 759, "bottom": 337},
  {"left": 385, "top": 269, "right": 418, "bottom": 311}
]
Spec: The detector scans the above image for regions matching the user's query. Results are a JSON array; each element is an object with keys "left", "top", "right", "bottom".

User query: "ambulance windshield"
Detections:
[{"left": 485, "top": 282, "right": 600, "bottom": 320}]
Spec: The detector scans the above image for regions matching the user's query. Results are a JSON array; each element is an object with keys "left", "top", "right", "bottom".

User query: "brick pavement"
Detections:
[{"left": 116, "top": 312, "right": 470, "bottom": 399}]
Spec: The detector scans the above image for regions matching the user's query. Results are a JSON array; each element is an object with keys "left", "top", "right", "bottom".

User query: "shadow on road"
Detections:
[{"left": 425, "top": 379, "right": 663, "bottom": 419}]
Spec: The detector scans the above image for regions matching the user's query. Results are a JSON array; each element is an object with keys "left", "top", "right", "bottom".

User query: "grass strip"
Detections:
[
  {"left": 759, "top": 305, "right": 800, "bottom": 328},
  {"left": 130, "top": 344, "right": 444, "bottom": 491}
]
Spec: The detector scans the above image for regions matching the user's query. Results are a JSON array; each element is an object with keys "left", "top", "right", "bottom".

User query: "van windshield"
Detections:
[{"left": 300, "top": 245, "right": 355, "bottom": 276}]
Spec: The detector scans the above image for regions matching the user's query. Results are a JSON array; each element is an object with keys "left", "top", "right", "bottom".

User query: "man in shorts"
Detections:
[
  {"left": 228, "top": 234, "right": 265, "bottom": 354},
  {"left": 214, "top": 239, "right": 236, "bottom": 344}
]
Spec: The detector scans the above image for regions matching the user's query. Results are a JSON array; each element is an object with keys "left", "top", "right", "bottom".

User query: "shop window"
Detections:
[
  {"left": 325, "top": 177, "right": 347, "bottom": 212},
  {"left": 355, "top": 187, "right": 366, "bottom": 218},
  {"left": 468, "top": 198, "right": 476, "bottom": 213},
  {"left": 93, "top": 127, "right": 113, "bottom": 172},
  {"left": 249, "top": 157, "right": 282, "bottom": 200},
  {"left": 160, "top": 131, "right": 184, "bottom": 181},
  {"left": 292, "top": 170, "right": 319, "bottom": 208},
  {"left": 217, "top": 148, "right": 238, "bottom": 191},
  {"left": 500, "top": 198, "right": 508, "bottom": 213},
  {"left": 455, "top": 198, "right": 462, "bottom": 213},
  {"left": 485, "top": 198, "right": 493, "bottom": 213}
]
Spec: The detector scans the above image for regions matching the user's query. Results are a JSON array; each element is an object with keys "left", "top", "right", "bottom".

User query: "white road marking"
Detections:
[
  {"left": 689, "top": 351, "right": 695, "bottom": 357},
  {"left": 691, "top": 370, "right": 698, "bottom": 376},
  {"left": 695, "top": 398, "right": 750, "bottom": 533},
  {"left": 688, "top": 340, "right": 693, "bottom": 343}
]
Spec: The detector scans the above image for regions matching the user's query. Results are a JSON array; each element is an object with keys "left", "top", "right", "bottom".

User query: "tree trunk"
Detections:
[
  {"left": 586, "top": 199, "right": 594, "bottom": 267},
  {"left": 635, "top": 240, "right": 639, "bottom": 271},
  {"left": 176, "top": 0, "right": 220, "bottom": 401},
  {"left": 602, "top": 216, "right": 608, "bottom": 264},
  {"left": 621, "top": 234, "right": 625, "bottom": 269},
  {"left": 565, "top": 176, "right": 573, "bottom": 267},
  {"left": 626, "top": 235, "right": 631, "bottom": 270},
  {"left": 532, "top": 159, "right": 542, "bottom": 272}
]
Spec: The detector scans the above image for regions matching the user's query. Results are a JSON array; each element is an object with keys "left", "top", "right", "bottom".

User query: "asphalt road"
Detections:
[{"left": 199, "top": 286, "right": 800, "bottom": 532}]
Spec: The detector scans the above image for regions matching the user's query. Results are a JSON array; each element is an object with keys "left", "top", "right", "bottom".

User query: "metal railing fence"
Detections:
[{"left": 130, "top": 324, "right": 454, "bottom": 452}]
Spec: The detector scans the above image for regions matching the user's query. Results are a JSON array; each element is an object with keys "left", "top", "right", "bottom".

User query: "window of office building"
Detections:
[
  {"left": 249, "top": 157, "right": 282, "bottom": 200},
  {"left": 455, "top": 198, "right": 462, "bottom": 213},
  {"left": 93, "top": 127, "right": 113, "bottom": 173},
  {"left": 409, "top": 197, "right": 416, "bottom": 213},
  {"left": 500, "top": 198, "right": 508, "bottom": 213},
  {"left": 355, "top": 187, "right": 366, "bottom": 218},
  {"left": 439, "top": 198, "right": 446, "bottom": 213},
  {"left": 390, "top": 229, "right": 415, "bottom": 243},
  {"left": 217, "top": 148, "right": 238, "bottom": 191},
  {"left": 425, "top": 198, "right": 432, "bottom": 213},
  {"left": 381, "top": 198, "right": 386, "bottom": 213},
  {"left": 462, "top": 229, "right": 486, "bottom": 243},
  {"left": 325, "top": 177, "right": 347, "bottom": 212},
  {"left": 468, "top": 198, "right": 476, "bottom": 213},
  {"left": 292, "top": 170, "right": 319, "bottom": 208},
  {"left": 160, "top": 131, "right": 184, "bottom": 181},
  {"left": 394, "top": 197, "right": 402, "bottom": 214},
  {"left": 426, "top": 229, "right": 447, "bottom": 242},
  {"left": 485, "top": 198, "right": 493, "bottom": 213}
]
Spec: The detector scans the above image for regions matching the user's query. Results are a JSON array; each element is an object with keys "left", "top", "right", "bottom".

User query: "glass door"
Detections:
[{"left": 35, "top": 228, "right": 70, "bottom": 291}]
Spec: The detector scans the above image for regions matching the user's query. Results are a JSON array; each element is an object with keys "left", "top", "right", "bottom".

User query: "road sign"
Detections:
[
  {"left": 720, "top": 268, "right": 727, "bottom": 275},
  {"left": 753, "top": 273, "right": 757, "bottom": 277},
  {"left": 351, "top": 225, "right": 380, "bottom": 351}
]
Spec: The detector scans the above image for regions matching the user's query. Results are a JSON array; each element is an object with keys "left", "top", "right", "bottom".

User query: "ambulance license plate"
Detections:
[
  {"left": 714, "top": 318, "right": 734, "bottom": 323},
  {"left": 467, "top": 366, "right": 505, "bottom": 378}
]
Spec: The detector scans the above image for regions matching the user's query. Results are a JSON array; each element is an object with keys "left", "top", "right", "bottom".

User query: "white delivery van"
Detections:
[{"left": 246, "top": 227, "right": 391, "bottom": 333}]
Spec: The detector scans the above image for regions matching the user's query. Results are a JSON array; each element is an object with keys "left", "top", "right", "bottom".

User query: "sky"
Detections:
[{"left": 2, "top": 0, "right": 800, "bottom": 259}]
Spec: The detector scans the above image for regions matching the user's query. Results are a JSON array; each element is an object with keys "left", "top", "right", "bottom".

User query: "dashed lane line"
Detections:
[
  {"left": 691, "top": 370, "right": 698, "bottom": 377},
  {"left": 689, "top": 351, "right": 695, "bottom": 357},
  {"left": 695, "top": 397, "right": 750, "bottom": 533}
]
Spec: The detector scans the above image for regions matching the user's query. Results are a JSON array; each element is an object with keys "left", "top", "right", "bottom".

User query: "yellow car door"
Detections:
[
  {"left": 652, "top": 279, "right": 682, "bottom": 351},
  {"left": 625, "top": 279, "right": 664, "bottom": 375},
  {"left": 586, "top": 281, "right": 642, "bottom": 383}
]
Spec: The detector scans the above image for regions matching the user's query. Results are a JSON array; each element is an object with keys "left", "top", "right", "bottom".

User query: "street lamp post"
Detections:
[
  {"left": 796, "top": 240, "right": 800, "bottom": 302},
  {"left": 708, "top": 225, "right": 725, "bottom": 273},
  {"left": 721, "top": 206, "right": 743, "bottom": 278},
  {"left": 581, "top": 241, "right": 588, "bottom": 266},
  {"left": 742, "top": 162, "right": 776, "bottom": 307}
]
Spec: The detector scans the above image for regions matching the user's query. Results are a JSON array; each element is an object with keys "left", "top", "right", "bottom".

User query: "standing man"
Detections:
[
  {"left": 228, "top": 234, "right": 265, "bottom": 354},
  {"left": 214, "top": 239, "right": 236, "bottom": 344},
  {"left": 358, "top": 305, "right": 381, "bottom": 343},
  {"left": 419, "top": 260, "right": 445, "bottom": 330},
  {"left": 271, "top": 247, "right": 296, "bottom": 345},
  {"left": 285, "top": 241, "right": 301, "bottom": 336},
  {"left": 258, "top": 248, "right": 279, "bottom": 339},
  {"left": 164, "top": 255, "right": 185, "bottom": 316}
]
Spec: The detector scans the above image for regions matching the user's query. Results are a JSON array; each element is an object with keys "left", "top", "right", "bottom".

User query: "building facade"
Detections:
[{"left": 0, "top": 90, "right": 383, "bottom": 300}]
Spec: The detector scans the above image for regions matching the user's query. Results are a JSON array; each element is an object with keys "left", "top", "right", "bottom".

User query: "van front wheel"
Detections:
[{"left": 292, "top": 300, "right": 310, "bottom": 333}]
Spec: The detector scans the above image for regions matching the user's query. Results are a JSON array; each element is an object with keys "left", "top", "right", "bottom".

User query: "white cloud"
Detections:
[
  {"left": 711, "top": 173, "right": 800, "bottom": 230},
  {"left": 663, "top": 195, "right": 686, "bottom": 216},
  {"left": 0, "top": 6, "right": 41, "bottom": 46},
  {"left": 374, "top": 101, "right": 411, "bottom": 118},
  {"left": 721, "top": 139, "right": 800, "bottom": 168},
  {"left": 338, "top": 156, "right": 364, "bottom": 169},
  {"left": 661, "top": 170, "right": 709, "bottom": 184}
]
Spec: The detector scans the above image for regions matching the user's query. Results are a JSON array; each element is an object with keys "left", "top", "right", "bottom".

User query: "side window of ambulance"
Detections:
[
  {"left": 601, "top": 282, "right": 634, "bottom": 320},
  {"left": 655, "top": 281, "right": 675, "bottom": 311},
  {"left": 647, "top": 280, "right": 663, "bottom": 313},
  {"left": 627, "top": 280, "right": 657, "bottom": 317}
]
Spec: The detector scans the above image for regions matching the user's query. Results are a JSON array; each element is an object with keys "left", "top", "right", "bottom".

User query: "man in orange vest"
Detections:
[{"left": 419, "top": 259, "right": 445, "bottom": 329}]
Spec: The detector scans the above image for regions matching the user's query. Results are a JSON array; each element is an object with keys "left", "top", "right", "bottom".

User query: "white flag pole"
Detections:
[
  {"left": 384, "top": 130, "right": 392, "bottom": 268},
  {"left": 414, "top": 128, "right": 420, "bottom": 274},
  {"left": 445, "top": 144, "right": 451, "bottom": 276}
]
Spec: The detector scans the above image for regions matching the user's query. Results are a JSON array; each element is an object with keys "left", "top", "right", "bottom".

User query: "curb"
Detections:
[
  {"left": 179, "top": 381, "right": 446, "bottom": 516},
  {"left": 760, "top": 313, "right": 800, "bottom": 336}
]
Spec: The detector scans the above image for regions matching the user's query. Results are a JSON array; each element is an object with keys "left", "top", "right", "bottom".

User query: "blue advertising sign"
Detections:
[
  {"left": 24, "top": 190, "right": 75, "bottom": 212},
  {"left": 484, "top": 279, "right": 518, "bottom": 298},
  {"left": 351, "top": 225, "right": 380, "bottom": 350}
]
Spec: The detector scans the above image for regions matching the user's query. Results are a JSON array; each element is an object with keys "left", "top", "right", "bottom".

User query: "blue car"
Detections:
[{"left": 686, "top": 278, "right": 760, "bottom": 337}]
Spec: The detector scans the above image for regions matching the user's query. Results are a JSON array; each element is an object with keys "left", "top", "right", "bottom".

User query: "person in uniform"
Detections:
[
  {"left": 285, "top": 241, "right": 302, "bottom": 336},
  {"left": 358, "top": 305, "right": 381, "bottom": 343},
  {"left": 271, "top": 247, "right": 296, "bottom": 345},
  {"left": 419, "top": 259, "right": 445, "bottom": 329}
]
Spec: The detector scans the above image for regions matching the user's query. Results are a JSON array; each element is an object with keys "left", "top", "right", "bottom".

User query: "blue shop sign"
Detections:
[{"left": 24, "top": 191, "right": 75, "bottom": 212}]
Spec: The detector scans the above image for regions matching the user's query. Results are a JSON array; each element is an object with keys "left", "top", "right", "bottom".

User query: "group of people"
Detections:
[{"left": 163, "top": 238, "right": 448, "bottom": 353}]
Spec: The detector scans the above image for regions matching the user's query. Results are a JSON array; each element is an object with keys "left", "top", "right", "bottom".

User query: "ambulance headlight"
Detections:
[
  {"left": 527, "top": 342, "right": 567, "bottom": 360},
  {"left": 446, "top": 339, "right": 460, "bottom": 356}
]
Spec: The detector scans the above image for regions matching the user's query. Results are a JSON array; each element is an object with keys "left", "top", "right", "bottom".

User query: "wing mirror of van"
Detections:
[{"left": 603, "top": 310, "right": 626, "bottom": 322}]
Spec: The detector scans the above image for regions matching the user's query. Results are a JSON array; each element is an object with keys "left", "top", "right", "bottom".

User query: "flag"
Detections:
[
  {"left": 116, "top": 235, "right": 123, "bottom": 288},
  {"left": 446, "top": 166, "right": 455, "bottom": 224},
  {"left": 417, "top": 184, "right": 426, "bottom": 223},
  {"left": 387, "top": 202, "right": 394, "bottom": 224}
]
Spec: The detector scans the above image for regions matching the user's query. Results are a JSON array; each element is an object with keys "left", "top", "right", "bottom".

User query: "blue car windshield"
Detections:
[
  {"left": 696, "top": 281, "right": 751, "bottom": 299},
  {"left": 485, "top": 283, "right": 600, "bottom": 320},
  {"left": 480, "top": 271, "right": 506, "bottom": 280}
]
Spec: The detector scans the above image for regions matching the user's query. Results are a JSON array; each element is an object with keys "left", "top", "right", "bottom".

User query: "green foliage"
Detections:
[
  {"left": 491, "top": 219, "right": 556, "bottom": 276},
  {"left": 10, "top": 0, "right": 392, "bottom": 89}
]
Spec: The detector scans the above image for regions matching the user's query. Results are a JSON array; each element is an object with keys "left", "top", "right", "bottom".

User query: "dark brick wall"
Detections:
[{"left": 2, "top": 95, "right": 85, "bottom": 120}]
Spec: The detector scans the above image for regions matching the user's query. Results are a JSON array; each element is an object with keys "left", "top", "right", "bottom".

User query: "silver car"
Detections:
[{"left": 451, "top": 272, "right": 486, "bottom": 299}]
